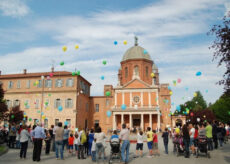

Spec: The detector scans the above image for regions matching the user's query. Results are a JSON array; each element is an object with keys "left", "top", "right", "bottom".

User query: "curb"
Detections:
[{"left": 0, "top": 144, "right": 9, "bottom": 156}]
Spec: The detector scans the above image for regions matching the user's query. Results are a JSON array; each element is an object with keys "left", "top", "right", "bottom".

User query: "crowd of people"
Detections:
[{"left": 0, "top": 120, "right": 229, "bottom": 164}]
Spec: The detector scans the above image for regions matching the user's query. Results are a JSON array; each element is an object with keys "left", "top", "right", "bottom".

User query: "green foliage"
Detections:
[{"left": 0, "top": 84, "right": 8, "bottom": 122}]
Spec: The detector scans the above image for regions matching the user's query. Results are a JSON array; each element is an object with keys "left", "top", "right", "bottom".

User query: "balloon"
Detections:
[
  {"left": 45, "top": 102, "right": 48, "bottom": 105},
  {"left": 47, "top": 76, "right": 50, "bottom": 80},
  {"left": 75, "top": 71, "right": 80, "bottom": 76},
  {"left": 11, "top": 115, "right": 15, "bottom": 119},
  {"left": 194, "top": 92, "right": 197, "bottom": 97},
  {"left": 143, "top": 50, "right": 148, "bottom": 54},
  {"left": 171, "top": 102, "right": 174, "bottom": 106},
  {"left": 175, "top": 128, "right": 180, "bottom": 134},
  {"left": 177, "top": 78, "right": 181, "bottom": 83},
  {"left": 33, "top": 82, "right": 36, "bottom": 86},
  {"left": 58, "top": 106, "right": 63, "bottom": 112},
  {"left": 134, "top": 104, "right": 138, "bottom": 109},
  {"left": 24, "top": 115, "right": 27, "bottom": 118},
  {"left": 173, "top": 80, "right": 176, "bottom": 86},
  {"left": 105, "top": 91, "right": 111, "bottom": 96},
  {"left": 114, "top": 41, "right": 118, "bottom": 45},
  {"left": 62, "top": 46, "right": 67, "bottom": 52},
  {"left": 64, "top": 121, "right": 68, "bottom": 125},
  {"left": 123, "top": 40, "right": 127, "bottom": 45},
  {"left": 42, "top": 115, "right": 46, "bottom": 119},
  {"left": 72, "top": 72, "right": 76, "bottom": 76},
  {"left": 190, "top": 112, "right": 194, "bottom": 116},
  {"left": 196, "top": 71, "right": 202, "bottom": 76},
  {"left": 168, "top": 86, "right": 172, "bottom": 90},
  {"left": 101, "top": 76, "right": 104, "bottom": 80},
  {"left": 20, "top": 123, "right": 22, "bottom": 125},
  {"left": 185, "top": 87, "right": 189, "bottom": 91},
  {"left": 41, "top": 112, "right": 44, "bottom": 115},
  {"left": 176, "top": 105, "right": 181, "bottom": 111},
  {"left": 205, "top": 89, "right": 208, "bottom": 93},
  {"left": 48, "top": 93, "right": 51, "bottom": 97},
  {"left": 203, "top": 115, "right": 206, "bottom": 118},
  {"left": 197, "top": 118, "right": 200, "bottom": 122},
  {"left": 169, "top": 91, "right": 173, "bottom": 95},
  {"left": 121, "top": 104, "right": 127, "bottom": 110},
  {"left": 60, "top": 61, "right": 64, "bottom": 66},
  {"left": 37, "top": 110, "right": 40, "bottom": 113},
  {"left": 75, "top": 45, "right": 79, "bottom": 49},
  {"left": 29, "top": 118, "right": 32, "bottom": 121},
  {"left": 35, "top": 81, "right": 39, "bottom": 85},
  {"left": 150, "top": 73, "right": 155, "bottom": 78},
  {"left": 102, "top": 60, "right": 107, "bottom": 65},
  {"left": 106, "top": 110, "right": 112, "bottom": 117},
  {"left": 49, "top": 73, "right": 53, "bottom": 77}
]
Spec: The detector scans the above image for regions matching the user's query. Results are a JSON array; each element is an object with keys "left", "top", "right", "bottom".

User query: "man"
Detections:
[
  {"left": 55, "top": 122, "right": 64, "bottom": 160},
  {"left": 212, "top": 121, "right": 218, "bottom": 149},
  {"left": 146, "top": 127, "right": 153, "bottom": 157},
  {"left": 119, "top": 124, "right": 130, "bottom": 164},
  {"left": 162, "top": 128, "right": 169, "bottom": 154},
  {"left": 206, "top": 121, "right": 213, "bottom": 151},
  {"left": 49, "top": 125, "right": 55, "bottom": 152},
  {"left": 77, "top": 127, "right": 86, "bottom": 159},
  {"left": 32, "top": 123, "right": 46, "bottom": 162}
]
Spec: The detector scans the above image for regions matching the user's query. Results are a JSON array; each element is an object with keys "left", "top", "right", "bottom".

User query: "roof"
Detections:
[{"left": 122, "top": 45, "right": 152, "bottom": 62}]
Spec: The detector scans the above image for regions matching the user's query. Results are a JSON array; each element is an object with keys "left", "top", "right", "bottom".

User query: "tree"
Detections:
[
  {"left": 0, "top": 84, "right": 8, "bottom": 122},
  {"left": 187, "top": 109, "right": 216, "bottom": 125},
  {"left": 211, "top": 93, "right": 230, "bottom": 124},
  {"left": 8, "top": 106, "right": 23, "bottom": 124},
  {"left": 208, "top": 12, "right": 230, "bottom": 95}
]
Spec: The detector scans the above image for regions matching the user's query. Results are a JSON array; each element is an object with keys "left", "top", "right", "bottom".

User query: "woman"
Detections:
[
  {"left": 62, "top": 125, "right": 69, "bottom": 151},
  {"left": 94, "top": 127, "right": 106, "bottom": 163},
  {"left": 19, "top": 125, "right": 30, "bottom": 159},
  {"left": 88, "top": 129, "right": 94, "bottom": 155},
  {"left": 182, "top": 124, "right": 190, "bottom": 158}
]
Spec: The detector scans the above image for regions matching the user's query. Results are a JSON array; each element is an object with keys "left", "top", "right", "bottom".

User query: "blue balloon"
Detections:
[
  {"left": 20, "top": 123, "right": 22, "bottom": 125},
  {"left": 101, "top": 76, "right": 104, "bottom": 80},
  {"left": 176, "top": 105, "right": 181, "bottom": 111},
  {"left": 58, "top": 106, "right": 63, "bottom": 112},
  {"left": 143, "top": 49, "right": 148, "bottom": 54},
  {"left": 171, "top": 102, "right": 174, "bottom": 106},
  {"left": 114, "top": 41, "right": 118, "bottom": 45},
  {"left": 168, "top": 86, "right": 172, "bottom": 90},
  {"left": 185, "top": 87, "right": 189, "bottom": 91},
  {"left": 106, "top": 110, "right": 112, "bottom": 117},
  {"left": 24, "top": 112, "right": 26, "bottom": 115},
  {"left": 196, "top": 71, "right": 202, "bottom": 76},
  {"left": 121, "top": 104, "right": 127, "bottom": 110},
  {"left": 64, "top": 121, "right": 68, "bottom": 125},
  {"left": 205, "top": 89, "right": 208, "bottom": 93},
  {"left": 23, "top": 118, "right": 26, "bottom": 121},
  {"left": 41, "top": 112, "right": 44, "bottom": 115}
]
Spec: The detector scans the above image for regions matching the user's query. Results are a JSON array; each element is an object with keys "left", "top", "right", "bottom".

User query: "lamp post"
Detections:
[{"left": 40, "top": 75, "right": 45, "bottom": 124}]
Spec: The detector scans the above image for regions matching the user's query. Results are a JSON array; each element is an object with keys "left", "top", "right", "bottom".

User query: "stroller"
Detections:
[
  {"left": 108, "top": 138, "right": 121, "bottom": 164},
  {"left": 196, "top": 135, "right": 210, "bottom": 158},
  {"left": 173, "top": 135, "right": 185, "bottom": 156}
]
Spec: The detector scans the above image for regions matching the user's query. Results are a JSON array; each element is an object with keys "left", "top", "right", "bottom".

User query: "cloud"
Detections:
[{"left": 0, "top": 0, "right": 30, "bottom": 17}]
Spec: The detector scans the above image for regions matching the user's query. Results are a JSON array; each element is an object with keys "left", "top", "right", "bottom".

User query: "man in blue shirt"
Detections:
[{"left": 32, "top": 123, "right": 46, "bottom": 162}]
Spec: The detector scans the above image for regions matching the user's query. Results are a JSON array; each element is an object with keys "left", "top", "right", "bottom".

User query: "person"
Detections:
[
  {"left": 74, "top": 132, "right": 79, "bottom": 156},
  {"left": 194, "top": 125, "right": 198, "bottom": 149},
  {"left": 62, "top": 125, "right": 69, "bottom": 152},
  {"left": 32, "top": 123, "right": 46, "bottom": 162},
  {"left": 217, "top": 123, "right": 224, "bottom": 147},
  {"left": 44, "top": 129, "right": 51, "bottom": 155},
  {"left": 8, "top": 124, "right": 16, "bottom": 148},
  {"left": 119, "top": 124, "right": 130, "bottom": 164},
  {"left": 91, "top": 139, "right": 96, "bottom": 162},
  {"left": 88, "top": 129, "right": 94, "bottom": 156},
  {"left": 84, "top": 130, "right": 89, "bottom": 156},
  {"left": 19, "top": 125, "right": 30, "bottom": 159},
  {"left": 16, "top": 126, "right": 20, "bottom": 149},
  {"left": 110, "top": 130, "right": 119, "bottom": 142},
  {"left": 68, "top": 133, "right": 74, "bottom": 155},
  {"left": 206, "top": 121, "right": 213, "bottom": 151},
  {"left": 189, "top": 123, "right": 195, "bottom": 154},
  {"left": 162, "top": 128, "right": 169, "bottom": 154},
  {"left": 212, "top": 121, "right": 218, "bottom": 149},
  {"left": 48, "top": 125, "right": 54, "bottom": 152},
  {"left": 51, "top": 125, "right": 56, "bottom": 152},
  {"left": 31, "top": 125, "right": 37, "bottom": 143},
  {"left": 146, "top": 127, "right": 153, "bottom": 157},
  {"left": 136, "top": 130, "right": 143, "bottom": 157},
  {"left": 55, "top": 122, "right": 64, "bottom": 160},
  {"left": 182, "top": 124, "right": 190, "bottom": 158},
  {"left": 152, "top": 130, "right": 160, "bottom": 156},
  {"left": 94, "top": 126, "right": 106, "bottom": 163},
  {"left": 78, "top": 128, "right": 86, "bottom": 159}
]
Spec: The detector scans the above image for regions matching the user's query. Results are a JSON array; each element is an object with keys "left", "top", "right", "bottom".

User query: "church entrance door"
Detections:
[{"left": 133, "top": 119, "right": 140, "bottom": 127}]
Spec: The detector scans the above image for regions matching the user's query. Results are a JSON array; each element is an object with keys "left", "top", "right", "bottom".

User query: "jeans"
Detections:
[
  {"left": 183, "top": 139, "right": 190, "bottom": 158},
  {"left": 20, "top": 141, "right": 28, "bottom": 158},
  {"left": 33, "top": 139, "right": 43, "bottom": 161},
  {"left": 45, "top": 140, "right": 51, "bottom": 154},
  {"left": 16, "top": 140, "right": 21, "bottom": 149},
  {"left": 91, "top": 151, "right": 96, "bottom": 162},
  {"left": 207, "top": 138, "right": 213, "bottom": 150},
  {"left": 62, "top": 139, "right": 68, "bottom": 151},
  {"left": 78, "top": 145, "right": 85, "bottom": 159},
  {"left": 219, "top": 138, "right": 223, "bottom": 147},
  {"left": 96, "top": 143, "right": 105, "bottom": 162},
  {"left": 55, "top": 141, "right": 64, "bottom": 159},
  {"left": 213, "top": 135, "right": 218, "bottom": 149},
  {"left": 88, "top": 142, "right": 92, "bottom": 155},
  {"left": 121, "top": 140, "right": 130, "bottom": 163},
  {"left": 9, "top": 136, "right": 16, "bottom": 148},
  {"left": 164, "top": 142, "right": 168, "bottom": 154}
]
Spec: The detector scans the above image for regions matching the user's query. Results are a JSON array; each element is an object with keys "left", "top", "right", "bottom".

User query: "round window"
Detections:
[{"left": 133, "top": 96, "right": 140, "bottom": 104}]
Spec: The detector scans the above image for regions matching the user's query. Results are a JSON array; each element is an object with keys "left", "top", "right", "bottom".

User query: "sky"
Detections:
[{"left": 0, "top": 0, "right": 229, "bottom": 112}]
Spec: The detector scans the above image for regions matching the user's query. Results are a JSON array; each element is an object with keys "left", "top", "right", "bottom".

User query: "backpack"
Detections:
[{"left": 80, "top": 131, "right": 87, "bottom": 144}]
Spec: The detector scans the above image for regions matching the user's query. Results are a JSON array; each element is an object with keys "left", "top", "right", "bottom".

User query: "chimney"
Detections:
[
  {"left": 23, "top": 69, "right": 27, "bottom": 74},
  {"left": 51, "top": 67, "right": 54, "bottom": 73}
]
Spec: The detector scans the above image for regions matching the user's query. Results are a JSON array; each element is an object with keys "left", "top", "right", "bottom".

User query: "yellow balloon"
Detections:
[
  {"left": 62, "top": 46, "right": 67, "bottom": 52},
  {"left": 42, "top": 115, "right": 46, "bottom": 119},
  {"left": 35, "top": 81, "right": 39, "bottom": 85},
  {"left": 169, "top": 91, "right": 173, "bottom": 95},
  {"left": 150, "top": 73, "right": 155, "bottom": 78},
  {"left": 24, "top": 115, "right": 27, "bottom": 118},
  {"left": 123, "top": 40, "right": 127, "bottom": 45},
  {"left": 175, "top": 128, "right": 180, "bottom": 134},
  {"left": 75, "top": 45, "right": 79, "bottom": 49},
  {"left": 194, "top": 92, "right": 197, "bottom": 97}
]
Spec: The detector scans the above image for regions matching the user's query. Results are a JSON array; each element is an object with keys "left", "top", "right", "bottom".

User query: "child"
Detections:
[
  {"left": 152, "top": 130, "right": 160, "bottom": 156},
  {"left": 91, "top": 139, "right": 96, "bottom": 162},
  {"left": 44, "top": 129, "right": 51, "bottom": 155},
  {"left": 136, "top": 130, "right": 143, "bottom": 157},
  {"left": 146, "top": 127, "right": 153, "bottom": 157},
  {"left": 68, "top": 134, "right": 74, "bottom": 155},
  {"left": 162, "top": 128, "right": 169, "bottom": 154},
  {"left": 74, "top": 133, "right": 79, "bottom": 156}
]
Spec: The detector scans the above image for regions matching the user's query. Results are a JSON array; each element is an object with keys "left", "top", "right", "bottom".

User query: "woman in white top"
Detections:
[
  {"left": 19, "top": 125, "right": 31, "bottom": 159},
  {"left": 136, "top": 130, "right": 144, "bottom": 157},
  {"left": 94, "top": 127, "right": 106, "bottom": 163}
]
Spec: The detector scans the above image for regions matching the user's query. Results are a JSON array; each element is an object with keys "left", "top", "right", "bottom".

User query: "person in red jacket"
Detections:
[{"left": 68, "top": 134, "right": 74, "bottom": 155}]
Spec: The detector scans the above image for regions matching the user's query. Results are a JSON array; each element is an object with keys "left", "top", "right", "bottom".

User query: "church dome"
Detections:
[{"left": 122, "top": 37, "right": 152, "bottom": 62}]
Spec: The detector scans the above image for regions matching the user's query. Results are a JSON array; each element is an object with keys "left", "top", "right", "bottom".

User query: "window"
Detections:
[
  {"left": 26, "top": 80, "right": 30, "bottom": 88},
  {"left": 45, "top": 79, "right": 52, "bottom": 88},
  {"left": 55, "top": 119, "right": 59, "bottom": 126},
  {"left": 8, "top": 81, "right": 13, "bottom": 89},
  {"left": 44, "top": 119, "right": 48, "bottom": 128},
  {"left": 95, "top": 104, "right": 99, "bottom": 112},
  {"left": 125, "top": 67, "right": 128, "bottom": 78},
  {"left": 37, "top": 80, "right": 42, "bottom": 88},
  {"left": 54, "top": 99, "right": 61, "bottom": 108},
  {"left": 94, "top": 120, "right": 99, "bottom": 128},
  {"left": 6, "top": 100, "right": 12, "bottom": 108},
  {"left": 86, "top": 103, "right": 89, "bottom": 112},
  {"left": 66, "top": 119, "right": 71, "bottom": 126},
  {"left": 106, "top": 99, "right": 110, "bottom": 106},
  {"left": 17, "top": 80, "right": 21, "bottom": 89},
  {"left": 13, "top": 99, "right": 20, "bottom": 107},
  {"left": 134, "top": 65, "right": 139, "bottom": 76},
  {"left": 35, "top": 99, "right": 39, "bottom": 109},
  {"left": 24, "top": 100, "right": 29, "bottom": 109},
  {"left": 146, "top": 66, "right": 149, "bottom": 77},
  {"left": 55, "top": 79, "right": 63, "bottom": 87},
  {"left": 66, "top": 78, "right": 74, "bottom": 87},
  {"left": 153, "top": 77, "right": 157, "bottom": 85},
  {"left": 65, "top": 99, "right": 73, "bottom": 108}
]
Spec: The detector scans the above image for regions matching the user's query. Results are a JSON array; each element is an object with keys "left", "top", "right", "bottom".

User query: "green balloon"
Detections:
[
  {"left": 105, "top": 91, "right": 111, "bottom": 96},
  {"left": 48, "top": 93, "right": 51, "bottom": 97},
  {"left": 72, "top": 72, "right": 76, "bottom": 76},
  {"left": 76, "top": 71, "right": 80, "bottom": 76},
  {"left": 45, "top": 102, "right": 48, "bottom": 105},
  {"left": 60, "top": 61, "right": 64, "bottom": 66},
  {"left": 11, "top": 115, "right": 15, "bottom": 119},
  {"left": 102, "top": 60, "right": 107, "bottom": 65},
  {"left": 29, "top": 118, "right": 32, "bottom": 121}
]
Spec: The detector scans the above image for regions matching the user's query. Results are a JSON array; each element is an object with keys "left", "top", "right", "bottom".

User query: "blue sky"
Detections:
[{"left": 0, "top": 0, "right": 229, "bottom": 111}]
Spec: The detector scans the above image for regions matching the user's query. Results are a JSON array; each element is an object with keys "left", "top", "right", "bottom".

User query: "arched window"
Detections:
[
  {"left": 125, "top": 67, "right": 128, "bottom": 78},
  {"left": 134, "top": 65, "right": 139, "bottom": 76},
  {"left": 146, "top": 66, "right": 149, "bottom": 77}
]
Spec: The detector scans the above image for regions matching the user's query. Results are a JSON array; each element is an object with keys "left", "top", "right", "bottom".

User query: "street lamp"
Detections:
[{"left": 40, "top": 75, "right": 45, "bottom": 124}]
